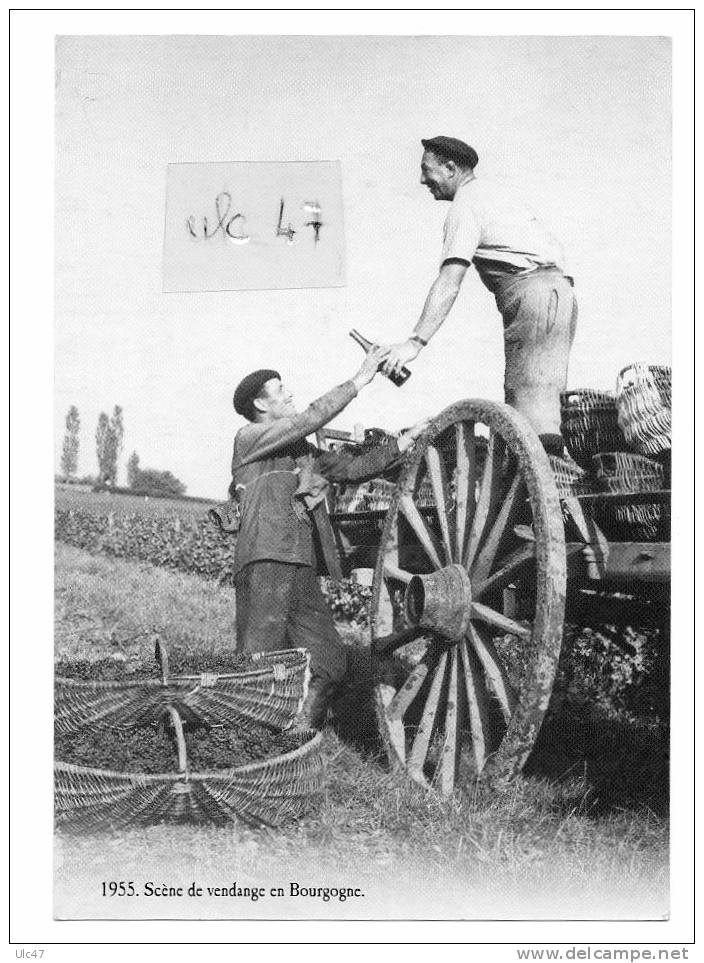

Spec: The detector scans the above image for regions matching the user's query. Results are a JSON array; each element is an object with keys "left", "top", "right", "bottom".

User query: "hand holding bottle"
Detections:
[
  {"left": 352, "top": 344, "right": 391, "bottom": 393},
  {"left": 381, "top": 338, "right": 422, "bottom": 378},
  {"left": 349, "top": 329, "right": 412, "bottom": 387}
]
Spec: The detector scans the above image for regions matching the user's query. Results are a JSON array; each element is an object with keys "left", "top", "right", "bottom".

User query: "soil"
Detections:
[
  {"left": 55, "top": 719, "right": 304, "bottom": 773},
  {"left": 165, "top": 650, "right": 251, "bottom": 675},
  {"left": 55, "top": 659, "right": 158, "bottom": 682},
  {"left": 56, "top": 724, "right": 178, "bottom": 773},
  {"left": 56, "top": 649, "right": 295, "bottom": 681},
  {"left": 184, "top": 726, "right": 301, "bottom": 770}
]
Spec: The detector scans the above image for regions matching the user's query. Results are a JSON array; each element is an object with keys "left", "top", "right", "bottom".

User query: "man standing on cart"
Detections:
[{"left": 381, "top": 136, "right": 578, "bottom": 456}]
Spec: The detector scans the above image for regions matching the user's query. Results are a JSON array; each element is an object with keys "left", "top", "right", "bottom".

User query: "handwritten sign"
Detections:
[{"left": 163, "top": 161, "right": 346, "bottom": 292}]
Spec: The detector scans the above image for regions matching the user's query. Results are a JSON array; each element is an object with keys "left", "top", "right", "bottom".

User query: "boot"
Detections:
[{"left": 294, "top": 675, "right": 338, "bottom": 731}]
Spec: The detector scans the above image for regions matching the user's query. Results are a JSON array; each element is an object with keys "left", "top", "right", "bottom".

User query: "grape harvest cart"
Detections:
[{"left": 328, "top": 399, "right": 670, "bottom": 795}]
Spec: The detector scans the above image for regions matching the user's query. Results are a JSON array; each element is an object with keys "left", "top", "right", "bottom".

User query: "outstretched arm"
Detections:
[
  {"left": 314, "top": 418, "right": 431, "bottom": 483},
  {"left": 381, "top": 258, "right": 470, "bottom": 377},
  {"left": 234, "top": 345, "right": 390, "bottom": 468}
]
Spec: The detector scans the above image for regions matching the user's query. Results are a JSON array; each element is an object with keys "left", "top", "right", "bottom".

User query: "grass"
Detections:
[{"left": 53, "top": 543, "right": 669, "bottom": 920}]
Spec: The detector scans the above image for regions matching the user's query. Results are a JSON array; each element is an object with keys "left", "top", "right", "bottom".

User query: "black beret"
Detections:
[
  {"left": 233, "top": 368, "right": 281, "bottom": 417},
  {"left": 421, "top": 136, "right": 479, "bottom": 169}
]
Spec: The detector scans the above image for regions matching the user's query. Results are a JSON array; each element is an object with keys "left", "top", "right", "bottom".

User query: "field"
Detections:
[
  {"left": 55, "top": 484, "right": 218, "bottom": 517},
  {"left": 54, "top": 496, "right": 670, "bottom": 919}
]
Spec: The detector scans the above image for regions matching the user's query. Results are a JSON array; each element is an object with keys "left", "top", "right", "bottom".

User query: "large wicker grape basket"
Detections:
[
  {"left": 55, "top": 643, "right": 310, "bottom": 734},
  {"left": 55, "top": 705, "right": 323, "bottom": 830}
]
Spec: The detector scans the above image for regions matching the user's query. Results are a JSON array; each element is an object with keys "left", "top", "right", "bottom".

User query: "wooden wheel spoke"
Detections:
[
  {"left": 471, "top": 472, "right": 526, "bottom": 584},
  {"left": 373, "top": 625, "right": 427, "bottom": 658},
  {"left": 458, "top": 639, "right": 492, "bottom": 773},
  {"left": 387, "top": 661, "right": 429, "bottom": 721},
  {"left": 398, "top": 493, "right": 443, "bottom": 571},
  {"left": 383, "top": 562, "right": 413, "bottom": 584},
  {"left": 375, "top": 582, "right": 395, "bottom": 637},
  {"left": 425, "top": 443, "right": 453, "bottom": 564},
  {"left": 467, "top": 624, "right": 517, "bottom": 724},
  {"left": 470, "top": 601, "right": 531, "bottom": 639},
  {"left": 437, "top": 646, "right": 460, "bottom": 795},
  {"left": 375, "top": 684, "right": 406, "bottom": 765},
  {"left": 454, "top": 421, "right": 477, "bottom": 563},
  {"left": 374, "top": 515, "right": 400, "bottom": 636},
  {"left": 408, "top": 651, "right": 448, "bottom": 779},
  {"left": 474, "top": 543, "right": 536, "bottom": 598},
  {"left": 464, "top": 431, "right": 505, "bottom": 570}
]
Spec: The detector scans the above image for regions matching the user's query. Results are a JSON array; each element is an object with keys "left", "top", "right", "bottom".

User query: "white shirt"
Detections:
[{"left": 441, "top": 178, "right": 567, "bottom": 285}]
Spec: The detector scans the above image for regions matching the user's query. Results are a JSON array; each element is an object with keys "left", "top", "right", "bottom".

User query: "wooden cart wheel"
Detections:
[{"left": 371, "top": 399, "right": 566, "bottom": 793}]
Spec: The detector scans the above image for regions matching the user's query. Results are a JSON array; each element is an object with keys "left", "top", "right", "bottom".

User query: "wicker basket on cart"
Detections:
[
  {"left": 591, "top": 451, "right": 669, "bottom": 541},
  {"left": 548, "top": 453, "right": 593, "bottom": 498},
  {"left": 337, "top": 478, "right": 396, "bottom": 513},
  {"left": 615, "top": 363, "right": 672, "bottom": 456},
  {"left": 55, "top": 644, "right": 310, "bottom": 734},
  {"left": 560, "top": 389, "right": 630, "bottom": 469},
  {"left": 55, "top": 706, "right": 323, "bottom": 831}
]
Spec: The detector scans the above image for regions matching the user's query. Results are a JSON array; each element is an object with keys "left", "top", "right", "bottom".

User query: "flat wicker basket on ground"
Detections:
[
  {"left": 591, "top": 451, "right": 669, "bottom": 541},
  {"left": 55, "top": 718, "right": 323, "bottom": 831},
  {"left": 615, "top": 364, "right": 672, "bottom": 456},
  {"left": 560, "top": 389, "right": 631, "bottom": 469},
  {"left": 55, "top": 645, "right": 310, "bottom": 734}
]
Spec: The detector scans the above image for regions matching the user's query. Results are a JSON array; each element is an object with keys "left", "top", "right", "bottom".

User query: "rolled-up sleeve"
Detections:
[{"left": 441, "top": 192, "right": 481, "bottom": 266}]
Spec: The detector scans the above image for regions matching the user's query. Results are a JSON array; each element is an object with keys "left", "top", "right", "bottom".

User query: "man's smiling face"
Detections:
[
  {"left": 420, "top": 150, "right": 455, "bottom": 200},
  {"left": 255, "top": 378, "right": 297, "bottom": 419}
]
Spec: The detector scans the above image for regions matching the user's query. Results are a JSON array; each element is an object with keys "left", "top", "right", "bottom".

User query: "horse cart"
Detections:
[{"left": 328, "top": 398, "right": 671, "bottom": 796}]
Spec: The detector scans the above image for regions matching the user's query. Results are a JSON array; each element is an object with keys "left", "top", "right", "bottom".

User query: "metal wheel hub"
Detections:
[{"left": 404, "top": 564, "right": 472, "bottom": 640}]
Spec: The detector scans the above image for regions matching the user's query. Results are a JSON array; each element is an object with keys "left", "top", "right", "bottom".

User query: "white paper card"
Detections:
[{"left": 163, "top": 161, "right": 346, "bottom": 292}]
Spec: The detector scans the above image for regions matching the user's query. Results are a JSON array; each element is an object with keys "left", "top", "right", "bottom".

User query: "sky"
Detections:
[{"left": 54, "top": 34, "right": 672, "bottom": 499}]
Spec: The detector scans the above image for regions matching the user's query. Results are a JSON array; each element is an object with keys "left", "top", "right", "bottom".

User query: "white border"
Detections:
[{"left": 8, "top": 8, "right": 694, "bottom": 953}]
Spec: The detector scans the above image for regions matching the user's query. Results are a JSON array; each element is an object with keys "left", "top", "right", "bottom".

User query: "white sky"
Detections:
[{"left": 54, "top": 33, "right": 672, "bottom": 499}]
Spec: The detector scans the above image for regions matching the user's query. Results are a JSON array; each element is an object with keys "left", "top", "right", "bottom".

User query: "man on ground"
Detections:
[{"left": 228, "top": 347, "right": 427, "bottom": 727}]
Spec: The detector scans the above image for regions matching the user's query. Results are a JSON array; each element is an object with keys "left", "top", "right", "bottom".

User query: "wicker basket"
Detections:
[
  {"left": 548, "top": 453, "right": 593, "bottom": 498},
  {"left": 616, "top": 364, "right": 672, "bottom": 456},
  {"left": 339, "top": 479, "right": 396, "bottom": 513},
  {"left": 560, "top": 389, "right": 630, "bottom": 468},
  {"left": 591, "top": 451, "right": 665, "bottom": 483},
  {"left": 55, "top": 645, "right": 310, "bottom": 734},
  {"left": 55, "top": 721, "right": 323, "bottom": 831},
  {"left": 590, "top": 451, "right": 669, "bottom": 541}
]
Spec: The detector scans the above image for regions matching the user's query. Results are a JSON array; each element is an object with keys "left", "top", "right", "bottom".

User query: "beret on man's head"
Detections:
[
  {"left": 421, "top": 136, "right": 479, "bottom": 169},
  {"left": 233, "top": 368, "right": 281, "bottom": 418}
]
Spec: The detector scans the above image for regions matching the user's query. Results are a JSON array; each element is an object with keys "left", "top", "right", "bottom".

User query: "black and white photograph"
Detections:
[{"left": 9, "top": 8, "right": 694, "bottom": 952}]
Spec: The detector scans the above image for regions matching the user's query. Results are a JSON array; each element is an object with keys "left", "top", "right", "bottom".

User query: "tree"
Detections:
[
  {"left": 127, "top": 451, "right": 141, "bottom": 489},
  {"left": 95, "top": 405, "right": 124, "bottom": 484},
  {"left": 60, "top": 406, "right": 80, "bottom": 478},
  {"left": 106, "top": 405, "right": 124, "bottom": 481},
  {"left": 95, "top": 412, "right": 110, "bottom": 482},
  {"left": 132, "top": 468, "right": 187, "bottom": 498}
]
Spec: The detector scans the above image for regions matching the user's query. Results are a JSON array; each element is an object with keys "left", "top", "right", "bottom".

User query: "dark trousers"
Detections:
[
  {"left": 234, "top": 561, "right": 348, "bottom": 685},
  {"left": 496, "top": 268, "right": 578, "bottom": 437}
]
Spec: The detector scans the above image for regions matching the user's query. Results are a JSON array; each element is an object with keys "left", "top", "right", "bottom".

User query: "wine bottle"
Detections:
[{"left": 349, "top": 329, "right": 411, "bottom": 387}]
